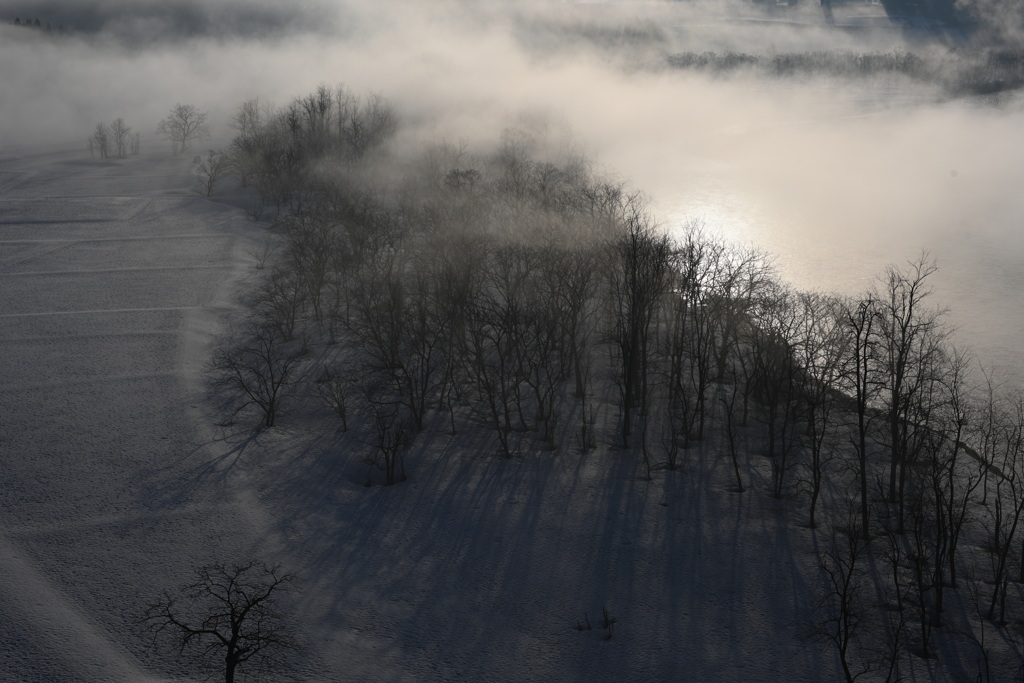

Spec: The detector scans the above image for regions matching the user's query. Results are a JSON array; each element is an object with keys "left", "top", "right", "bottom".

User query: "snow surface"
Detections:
[
  {"left": 0, "top": 142, "right": 1006, "bottom": 681},
  {"left": 0, "top": 143, "right": 262, "bottom": 681}
]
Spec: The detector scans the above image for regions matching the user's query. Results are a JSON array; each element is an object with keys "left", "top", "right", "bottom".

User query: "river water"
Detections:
[{"left": 646, "top": 82, "right": 1024, "bottom": 387}]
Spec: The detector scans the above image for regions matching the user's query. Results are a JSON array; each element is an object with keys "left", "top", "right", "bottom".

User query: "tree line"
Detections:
[
  {"left": 666, "top": 48, "right": 1024, "bottom": 98},
  {"left": 87, "top": 117, "right": 140, "bottom": 159},
  {"left": 199, "top": 85, "right": 1024, "bottom": 679},
  {"left": 8, "top": 17, "right": 68, "bottom": 33},
  {"left": 85, "top": 103, "right": 215, "bottom": 162}
]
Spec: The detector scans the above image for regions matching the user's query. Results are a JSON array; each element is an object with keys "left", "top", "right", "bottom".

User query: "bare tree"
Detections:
[
  {"left": 524, "top": 245, "right": 588, "bottom": 446},
  {"left": 549, "top": 245, "right": 601, "bottom": 400},
  {"left": 343, "top": 230, "right": 449, "bottom": 434},
  {"left": 606, "top": 200, "right": 670, "bottom": 448},
  {"left": 662, "top": 224, "right": 727, "bottom": 449},
  {"left": 89, "top": 122, "right": 110, "bottom": 159},
  {"left": 840, "top": 295, "right": 880, "bottom": 540},
  {"left": 255, "top": 266, "right": 307, "bottom": 342},
  {"left": 746, "top": 280, "right": 801, "bottom": 499},
  {"left": 718, "top": 358, "right": 746, "bottom": 493},
  {"left": 931, "top": 346, "right": 980, "bottom": 591},
  {"left": 334, "top": 83, "right": 358, "bottom": 144},
  {"left": 193, "top": 149, "right": 230, "bottom": 196},
  {"left": 227, "top": 98, "right": 272, "bottom": 187},
  {"left": 985, "top": 392, "right": 1024, "bottom": 624},
  {"left": 975, "top": 369, "right": 1004, "bottom": 507},
  {"left": 795, "top": 291, "right": 846, "bottom": 528},
  {"left": 346, "top": 92, "right": 397, "bottom": 158},
  {"left": 426, "top": 232, "right": 486, "bottom": 437},
  {"left": 878, "top": 519, "right": 911, "bottom": 679},
  {"left": 295, "top": 84, "right": 335, "bottom": 157},
  {"left": 281, "top": 204, "right": 339, "bottom": 324},
  {"left": 144, "top": 561, "right": 296, "bottom": 683},
  {"left": 814, "top": 511, "right": 870, "bottom": 683},
  {"left": 247, "top": 235, "right": 278, "bottom": 271},
  {"left": 906, "top": 475, "right": 939, "bottom": 657},
  {"left": 158, "top": 103, "right": 210, "bottom": 154},
  {"left": 363, "top": 388, "right": 411, "bottom": 486},
  {"left": 547, "top": 245, "right": 602, "bottom": 452},
  {"left": 210, "top": 321, "right": 305, "bottom": 428},
  {"left": 110, "top": 117, "right": 131, "bottom": 158},
  {"left": 230, "top": 97, "right": 271, "bottom": 140},
  {"left": 457, "top": 245, "right": 535, "bottom": 457},
  {"left": 712, "top": 244, "right": 775, "bottom": 393},
  {"left": 315, "top": 365, "right": 352, "bottom": 431},
  {"left": 875, "top": 253, "right": 949, "bottom": 532}
]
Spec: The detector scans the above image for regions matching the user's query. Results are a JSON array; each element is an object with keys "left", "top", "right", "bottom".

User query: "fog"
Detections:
[
  {"left": 0, "top": 0, "right": 925, "bottom": 147},
  {"left": 0, "top": 0, "right": 339, "bottom": 41},
  {"left": 3, "top": 0, "right": 1024, "bottom": 379}
]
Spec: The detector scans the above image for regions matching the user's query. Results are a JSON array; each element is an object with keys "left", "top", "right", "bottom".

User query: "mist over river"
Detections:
[
  {"left": 643, "top": 85, "right": 1024, "bottom": 388},
  {"left": 4, "top": 0, "right": 1023, "bottom": 386}
]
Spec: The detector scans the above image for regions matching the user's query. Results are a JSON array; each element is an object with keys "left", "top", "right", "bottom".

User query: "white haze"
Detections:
[{"left": 3, "top": 0, "right": 1024, "bottom": 379}]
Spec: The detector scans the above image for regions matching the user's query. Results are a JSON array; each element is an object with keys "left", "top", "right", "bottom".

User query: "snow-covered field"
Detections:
[
  {"left": 0, "top": 140, "right": 830, "bottom": 682},
  {"left": 0, "top": 140, "right": 1011, "bottom": 682},
  {"left": 0, "top": 143, "right": 263, "bottom": 681}
]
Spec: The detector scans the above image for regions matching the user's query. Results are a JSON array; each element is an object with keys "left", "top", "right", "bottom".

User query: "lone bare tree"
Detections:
[
  {"left": 193, "top": 149, "right": 230, "bottom": 196},
  {"left": 158, "top": 103, "right": 210, "bottom": 154},
  {"left": 210, "top": 321, "right": 305, "bottom": 428},
  {"left": 144, "top": 561, "right": 296, "bottom": 683}
]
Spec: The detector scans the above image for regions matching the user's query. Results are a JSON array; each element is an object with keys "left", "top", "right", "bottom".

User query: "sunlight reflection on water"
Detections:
[{"left": 657, "top": 165, "right": 1024, "bottom": 388}]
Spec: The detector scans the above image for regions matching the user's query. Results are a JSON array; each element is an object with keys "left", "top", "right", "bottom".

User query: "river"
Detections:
[{"left": 645, "top": 82, "right": 1024, "bottom": 387}]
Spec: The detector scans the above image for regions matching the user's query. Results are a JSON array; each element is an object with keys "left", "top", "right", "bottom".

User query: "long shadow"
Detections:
[{"left": 175, "top": 388, "right": 846, "bottom": 681}]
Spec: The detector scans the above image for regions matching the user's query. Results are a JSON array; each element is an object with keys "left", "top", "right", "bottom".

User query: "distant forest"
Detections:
[
  {"left": 6, "top": 16, "right": 67, "bottom": 34},
  {"left": 667, "top": 48, "right": 1024, "bottom": 96}
]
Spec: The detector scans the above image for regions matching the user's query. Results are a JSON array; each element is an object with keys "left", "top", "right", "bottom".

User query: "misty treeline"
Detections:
[
  {"left": 208, "top": 85, "right": 1024, "bottom": 677},
  {"left": 223, "top": 86, "right": 396, "bottom": 206},
  {"left": 667, "top": 48, "right": 1024, "bottom": 96},
  {"left": 6, "top": 16, "right": 65, "bottom": 34},
  {"left": 87, "top": 117, "right": 140, "bottom": 159}
]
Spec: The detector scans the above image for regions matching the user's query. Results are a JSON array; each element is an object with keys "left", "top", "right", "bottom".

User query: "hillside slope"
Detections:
[{"left": 0, "top": 142, "right": 1009, "bottom": 682}]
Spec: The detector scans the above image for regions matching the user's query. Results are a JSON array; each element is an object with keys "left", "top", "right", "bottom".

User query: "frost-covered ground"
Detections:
[
  {"left": 0, "top": 141, "right": 1010, "bottom": 681},
  {"left": 0, "top": 142, "right": 264, "bottom": 681}
]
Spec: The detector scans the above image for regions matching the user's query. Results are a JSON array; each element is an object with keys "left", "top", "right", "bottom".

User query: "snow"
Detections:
[
  {"left": 0, "top": 142, "right": 261, "bottom": 681},
  {"left": 0, "top": 140, "right": 1008, "bottom": 681}
]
